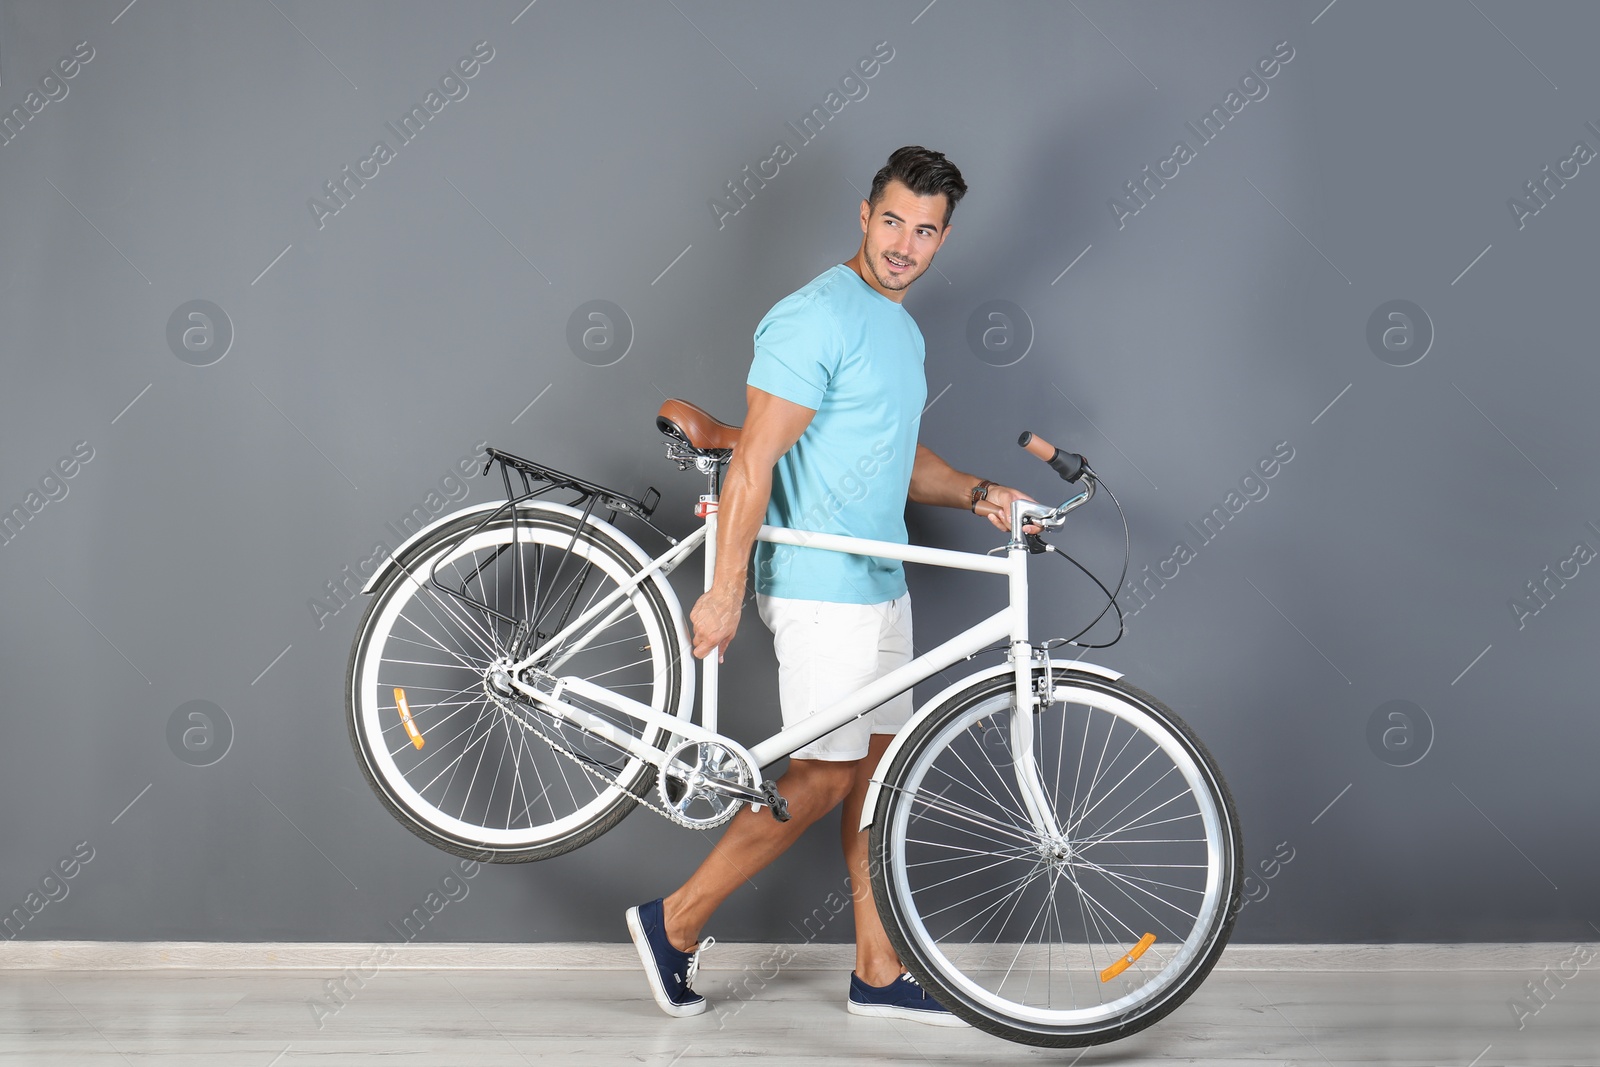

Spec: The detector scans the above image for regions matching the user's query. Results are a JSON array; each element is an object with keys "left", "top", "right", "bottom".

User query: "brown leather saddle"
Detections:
[{"left": 656, "top": 398, "right": 741, "bottom": 452}]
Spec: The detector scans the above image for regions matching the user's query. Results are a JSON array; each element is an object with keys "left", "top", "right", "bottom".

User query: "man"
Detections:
[{"left": 627, "top": 146, "right": 1034, "bottom": 1025}]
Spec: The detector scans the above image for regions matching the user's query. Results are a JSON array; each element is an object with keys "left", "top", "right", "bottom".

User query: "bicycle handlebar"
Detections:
[{"left": 1018, "top": 431, "right": 1087, "bottom": 483}]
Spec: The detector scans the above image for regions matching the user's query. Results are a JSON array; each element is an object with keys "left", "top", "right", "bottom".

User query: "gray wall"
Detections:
[{"left": 2, "top": 0, "right": 1595, "bottom": 949}]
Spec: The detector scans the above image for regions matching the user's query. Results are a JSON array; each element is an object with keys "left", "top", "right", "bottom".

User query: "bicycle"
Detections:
[{"left": 345, "top": 398, "right": 1243, "bottom": 1048}]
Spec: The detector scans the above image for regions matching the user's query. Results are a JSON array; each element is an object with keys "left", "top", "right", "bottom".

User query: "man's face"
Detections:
[{"left": 856, "top": 180, "right": 951, "bottom": 299}]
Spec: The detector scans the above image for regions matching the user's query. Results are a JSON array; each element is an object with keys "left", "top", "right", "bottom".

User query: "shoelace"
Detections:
[{"left": 682, "top": 936, "right": 716, "bottom": 987}]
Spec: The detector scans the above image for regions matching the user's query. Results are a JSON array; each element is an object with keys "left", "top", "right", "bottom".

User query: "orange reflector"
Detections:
[
  {"left": 1100, "top": 933, "right": 1156, "bottom": 983},
  {"left": 393, "top": 687, "right": 425, "bottom": 749}
]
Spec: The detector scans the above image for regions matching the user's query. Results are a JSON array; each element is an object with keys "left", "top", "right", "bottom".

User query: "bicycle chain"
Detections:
[{"left": 491, "top": 695, "right": 713, "bottom": 829}]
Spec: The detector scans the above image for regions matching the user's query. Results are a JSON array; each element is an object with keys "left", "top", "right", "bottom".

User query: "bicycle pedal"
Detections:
[{"left": 761, "top": 780, "right": 791, "bottom": 822}]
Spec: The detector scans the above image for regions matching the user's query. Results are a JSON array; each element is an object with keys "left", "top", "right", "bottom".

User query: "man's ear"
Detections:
[{"left": 859, "top": 199, "right": 871, "bottom": 232}]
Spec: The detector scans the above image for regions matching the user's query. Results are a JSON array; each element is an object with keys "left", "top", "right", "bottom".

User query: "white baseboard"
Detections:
[{"left": 0, "top": 941, "right": 1575, "bottom": 971}]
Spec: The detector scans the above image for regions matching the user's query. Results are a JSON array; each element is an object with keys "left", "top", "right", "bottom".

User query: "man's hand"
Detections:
[
  {"left": 690, "top": 587, "right": 744, "bottom": 662},
  {"left": 910, "top": 445, "right": 1039, "bottom": 533},
  {"left": 974, "top": 483, "right": 1039, "bottom": 533}
]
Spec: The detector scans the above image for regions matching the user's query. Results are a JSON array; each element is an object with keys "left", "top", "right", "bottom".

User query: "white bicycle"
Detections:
[{"left": 345, "top": 399, "right": 1243, "bottom": 1048}]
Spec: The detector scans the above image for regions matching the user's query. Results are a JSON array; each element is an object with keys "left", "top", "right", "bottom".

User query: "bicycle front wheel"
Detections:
[
  {"left": 347, "top": 504, "right": 689, "bottom": 862},
  {"left": 869, "top": 666, "right": 1241, "bottom": 1047}
]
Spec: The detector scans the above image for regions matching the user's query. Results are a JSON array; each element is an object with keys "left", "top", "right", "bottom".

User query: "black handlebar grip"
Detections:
[{"left": 1018, "top": 431, "right": 1086, "bottom": 483}]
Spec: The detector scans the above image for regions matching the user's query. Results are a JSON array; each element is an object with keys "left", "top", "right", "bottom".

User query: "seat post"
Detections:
[
  {"left": 696, "top": 455, "right": 723, "bottom": 501},
  {"left": 699, "top": 463, "right": 721, "bottom": 737}
]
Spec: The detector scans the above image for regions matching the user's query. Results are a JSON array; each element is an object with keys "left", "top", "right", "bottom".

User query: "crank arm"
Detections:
[
  {"left": 688, "top": 777, "right": 790, "bottom": 822},
  {"left": 693, "top": 777, "right": 768, "bottom": 806}
]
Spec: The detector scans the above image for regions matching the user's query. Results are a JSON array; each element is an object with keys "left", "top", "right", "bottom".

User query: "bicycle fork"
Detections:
[{"left": 1007, "top": 538, "right": 1067, "bottom": 844}]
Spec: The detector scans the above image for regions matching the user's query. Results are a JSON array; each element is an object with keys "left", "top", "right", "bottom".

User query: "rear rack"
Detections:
[
  {"left": 482, "top": 446, "right": 661, "bottom": 524},
  {"left": 405, "top": 447, "right": 670, "bottom": 643}
]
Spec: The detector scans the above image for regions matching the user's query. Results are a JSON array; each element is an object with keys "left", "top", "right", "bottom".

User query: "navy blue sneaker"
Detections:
[
  {"left": 847, "top": 971, "right": 969, "bottom": 1026},
  {"left": 626, "top": 898, "right": 715, "bottom": 1018}
]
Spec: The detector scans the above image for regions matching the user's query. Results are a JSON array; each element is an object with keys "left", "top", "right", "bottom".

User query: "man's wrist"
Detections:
[
  {"left": 969, "top": 479, "right": 995, "bottom": 512},
  {"left": 708, "top": 573, "right": 747, "bottom": 603}
]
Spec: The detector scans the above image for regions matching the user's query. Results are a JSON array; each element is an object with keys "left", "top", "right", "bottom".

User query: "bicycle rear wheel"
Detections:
[
  {"left": 347, "top": 504, "right": 688, "bottom": 862},
  {"left": 869, "top": 665, "right": 1241, "bottom": 1047}
]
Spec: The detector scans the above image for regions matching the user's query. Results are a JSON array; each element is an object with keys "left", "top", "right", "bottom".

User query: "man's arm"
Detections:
[
  {"left": 689, "top": 385, "right": 815, "bottom": 662},
  {"left": 909, "top": 444, "right": 1035, "bottom": 532}
]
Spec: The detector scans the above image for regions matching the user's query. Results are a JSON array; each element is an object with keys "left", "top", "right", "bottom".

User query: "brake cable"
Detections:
[{"left": 1037, "top": 466, "right": 1128, "bottom": 649}]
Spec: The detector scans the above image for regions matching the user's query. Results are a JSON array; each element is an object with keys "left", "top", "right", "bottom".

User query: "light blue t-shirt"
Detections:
[{"left": 747, "top": 264, "right": 927, "bottom": 604}]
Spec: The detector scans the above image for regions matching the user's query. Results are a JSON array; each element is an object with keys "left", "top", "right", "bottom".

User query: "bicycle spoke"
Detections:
[
  {"left": 897, "top": 786, "right": 1042, "bottom": 849},
  {"left": 998, "top": 867, "right": 1061, "bottom": 994},
  {"left": 409, "top": 569, "right": 505, "bottom": 662},
  {"left": 1072, "top": 875, "right": 1186, "bottom": 950},
  {"left": 1075, "top": 790, "right": 1197, "bottom": 852},
  {"left": 457, "top": 700, "right": 501, "bottom": 825},
  {"left": 1069, "top": 857, "right": 1192, "bottom": 949},
  {"left": 379, "top": 682, "right": 489, "bottom": 759},
  {"left": 917, "top": 857, "right": 1052, "bottom": 926},
  {"left": 1071, "top": 857, "right": 1203, "bottom": 917},
  {"left": 421, "top": 705, "right": 498, "bottom": 796},
  {"left": 952, "top": 718, "right": 1032, "bottom": 829},
  {"left": 903, "top": 840, "right": 1036, "bottom": 868},
  {"left": 1067, "top": 751, "right": 1174, "bottom": 840},
  {"left": 910, "top": 850, "right": 1044, "bottom": 899},
  {"left": 383, "top": 628, "right": 495, "bottom": 667}
]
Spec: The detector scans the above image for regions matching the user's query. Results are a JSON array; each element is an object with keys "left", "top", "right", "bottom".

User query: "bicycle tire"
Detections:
[
  {"left": 869, "top": 665, "right": 1241, "bottom": 1047},
  {"left": 347, "top": 503, "right": 689, "bottom": 862}
]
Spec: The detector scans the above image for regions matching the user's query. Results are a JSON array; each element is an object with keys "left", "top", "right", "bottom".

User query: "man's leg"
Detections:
[
  {"left": 845, "top": 594, "right": 913, "bottom": 984},
  {"left": 661, "top": 755, "right": 857, "bottom": 952},
  {"left": 833, "top": 595, "right": 963, "bottom": 1024},
  {"left": 837, "top": 730, "right": 967, "bottom": 1026},
  {"left": 841, "top": 731, "right": 903, "bottom": 985}
]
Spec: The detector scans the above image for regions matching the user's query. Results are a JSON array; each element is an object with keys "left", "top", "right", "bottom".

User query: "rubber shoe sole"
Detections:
[
  {"left": 626, "top": 904, "right": 708, "bottom": 1018},
  {"left": 846, "top": 998, "right": 970, "bottom": 1026}
]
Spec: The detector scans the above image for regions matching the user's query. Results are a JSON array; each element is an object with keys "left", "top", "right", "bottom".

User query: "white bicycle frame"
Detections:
[{"left": 502, "top": 489, "right": 1094, "bottom": 838}]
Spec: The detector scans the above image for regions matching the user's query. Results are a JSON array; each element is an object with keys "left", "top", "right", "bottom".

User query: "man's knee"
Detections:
[{"left": 790, "top": 757, "right": 858, "bottom": 808}]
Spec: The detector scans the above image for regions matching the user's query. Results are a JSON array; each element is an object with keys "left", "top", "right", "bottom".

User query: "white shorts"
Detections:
[{"left": 755, "top": 592, "right": 914, "bottom": 762}]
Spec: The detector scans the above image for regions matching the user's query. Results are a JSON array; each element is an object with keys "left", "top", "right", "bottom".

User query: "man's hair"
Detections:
[{"left": 868, "top": 146, "right": 967, "bottom": 227}]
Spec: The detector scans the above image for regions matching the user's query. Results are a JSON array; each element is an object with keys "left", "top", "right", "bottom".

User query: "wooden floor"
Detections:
[{"left": 3, "top": 963, "right": 1594, "bottom": 1065}]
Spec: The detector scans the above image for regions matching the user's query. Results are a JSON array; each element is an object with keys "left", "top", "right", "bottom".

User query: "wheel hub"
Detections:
[
  {"left": 484, "top": 657, "right": 519, "bottom": 700},
  {"left": 1038, "top": 836, "right": 1074, "bottom": 867}
]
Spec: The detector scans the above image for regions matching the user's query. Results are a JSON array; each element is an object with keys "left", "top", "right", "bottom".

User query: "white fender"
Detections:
[
  {"left": 362, "top": 499, "right": 654, "bottom": 593},
  {"left": 859, "top": 658, "right": 1124, "bottom": 831},
  {"left": 359, "top": 498, "right": 694, "bottom": 717}
]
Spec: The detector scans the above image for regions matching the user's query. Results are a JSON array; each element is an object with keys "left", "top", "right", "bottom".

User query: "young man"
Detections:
[{"left": 627, "top": 146, "right": 1034, "bottom": 1025}]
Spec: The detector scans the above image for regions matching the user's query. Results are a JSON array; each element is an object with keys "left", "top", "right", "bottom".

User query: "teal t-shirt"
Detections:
[{"left": 747, "top": 264, "right": 927, "bottom": 604}]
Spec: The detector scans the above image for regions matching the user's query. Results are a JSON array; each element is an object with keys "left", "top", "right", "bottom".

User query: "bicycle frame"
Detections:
[{"left": 503, "top": 488, "right": 1093, "bottom": 839}]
